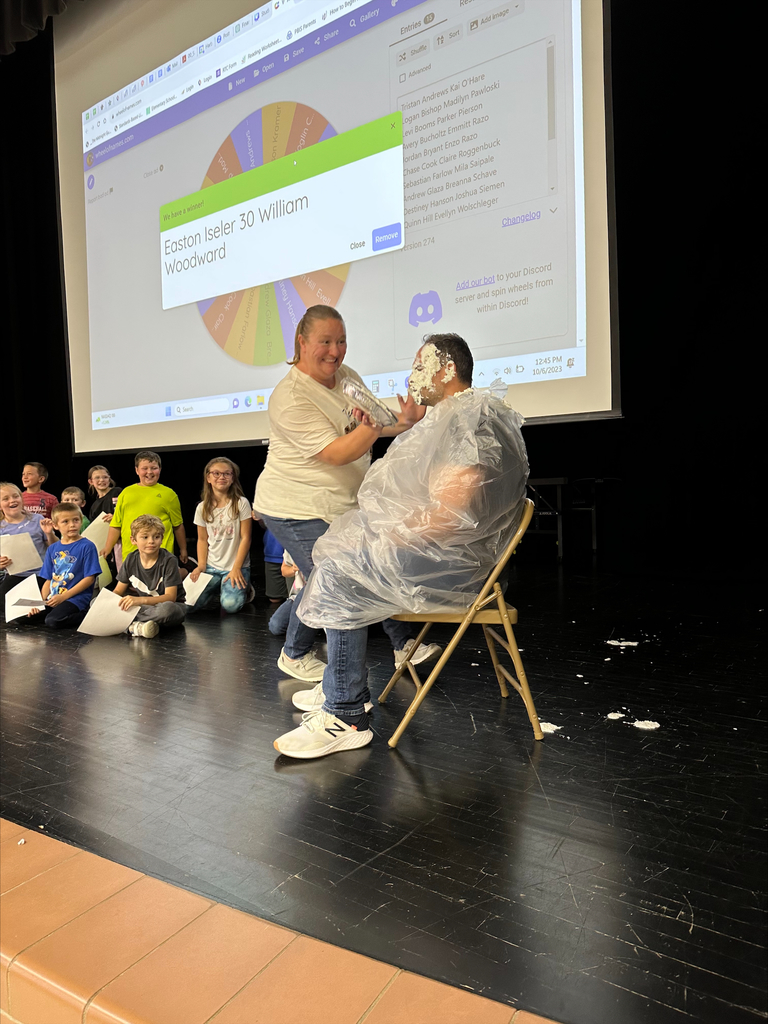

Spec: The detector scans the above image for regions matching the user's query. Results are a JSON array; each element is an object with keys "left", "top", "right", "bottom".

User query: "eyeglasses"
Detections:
[{"left": 209, "top": 471, "right": 233, "bottom": 478}]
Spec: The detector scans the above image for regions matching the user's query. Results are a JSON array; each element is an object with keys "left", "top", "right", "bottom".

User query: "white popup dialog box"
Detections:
[{"left": 159, "top": 113, "right": 404, "bottom": 310}]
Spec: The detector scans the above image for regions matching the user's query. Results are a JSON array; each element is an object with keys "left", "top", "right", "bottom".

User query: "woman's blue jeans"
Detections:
[{"left": 259, "top": 514, "right": 413, "bottom": 664}]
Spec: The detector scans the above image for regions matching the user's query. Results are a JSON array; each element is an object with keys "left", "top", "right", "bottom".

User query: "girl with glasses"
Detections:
[{"left": 188, "top": 457, "right": 253, "bottom": 614}]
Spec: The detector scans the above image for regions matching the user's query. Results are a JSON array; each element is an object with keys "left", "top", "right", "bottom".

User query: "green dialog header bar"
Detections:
[{"left": 160, "top": 112, "right": 403, "bottom": 232}]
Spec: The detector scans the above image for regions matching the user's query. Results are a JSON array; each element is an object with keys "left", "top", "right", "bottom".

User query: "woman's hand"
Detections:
[
  {"left": 396, "top": 392, "right": 426, "bottom": 427},
  {"left": 189, "top": 566, "right": 202, "bottom": 583},
  {"left": 224, "top": 568, "right": 247, "bottom": 590},
  {"left": 356, "top": 411, "right": 384, "bottom": 435}
]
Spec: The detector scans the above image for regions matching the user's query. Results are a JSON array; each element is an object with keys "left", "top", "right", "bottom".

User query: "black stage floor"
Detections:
[{"left": 1, "top": 565, "right": 765, "bottom": 1024}]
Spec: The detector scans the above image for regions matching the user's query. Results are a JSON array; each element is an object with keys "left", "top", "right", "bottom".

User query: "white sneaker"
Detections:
[
  {"left": 274, "top": 710, "right": 373, "bottom": 759},
  {"left": 277, "top": 648, "right": 326, "bottom": 682},
  {"left": 394, "top": 638, "right": 442, "bottom": 667},
  {"left": 292, "top": 683, "right": 373, "bottom": 714},
  {"left": 128, "top": 620, "right": 159, "bottom": 639}
]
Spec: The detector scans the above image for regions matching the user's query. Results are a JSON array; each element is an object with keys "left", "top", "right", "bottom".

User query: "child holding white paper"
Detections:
[
  {"left": 114, "top": 514, "right": 187, "bottom": 638},
  {"left": 26, "top": 502, "right": 100, "bottom": 629},
  {"left": 0, "top": 482, "right": 56, "bottom": 614},
  {"left": 87, "top": 465, "right": 123, "bottom": 574},
  {"left": 188, "top": 458, "right": 253, "bottom": 614},
  {"left": 87, "top": 465, "right": 122, "bottom": 521}
]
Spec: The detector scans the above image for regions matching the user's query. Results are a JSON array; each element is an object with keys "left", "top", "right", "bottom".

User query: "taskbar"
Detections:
[{"left": 91, "top": 346, "right": 586, "bottom": 430}]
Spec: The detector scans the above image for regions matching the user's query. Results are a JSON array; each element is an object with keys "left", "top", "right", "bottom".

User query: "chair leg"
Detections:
[
  {"left": 378, "top": 622, "right": 433, "bottom": 704},
  {"left": 388, "top": 618, "right": 474, "bottom": 748},
  {"left": 495, "top": 591, "right": 544, "bottom": 741},
  {"left": 483, "top": 624, "right": 510, "bottom": 698}
]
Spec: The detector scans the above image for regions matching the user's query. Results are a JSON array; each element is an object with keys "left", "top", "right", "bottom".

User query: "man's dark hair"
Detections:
[
  {"left": 134, "top": 450, "right": 162, "bottom": 468},
  {"left": 423, "top": 333, "right": 473, "bottom": 386}
]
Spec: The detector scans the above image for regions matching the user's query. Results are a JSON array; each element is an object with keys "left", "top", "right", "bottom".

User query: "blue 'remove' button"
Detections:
[{"left": 372, "top": 223, "right": 402, "bottom": 252}]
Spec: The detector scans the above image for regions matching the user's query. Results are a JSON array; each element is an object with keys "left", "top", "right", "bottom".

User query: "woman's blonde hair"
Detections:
[
  {"left": 87, "top": 465, "right": 116, "bottom": 495},
  {"left": 287, "top": 304, "right": 345, "bottom": 365},
  {"left": 199, "top": 457, "right": 245, "bottom": 524},
  {"left": 0, "top": 482, "right": 33, "bottom": 522}
]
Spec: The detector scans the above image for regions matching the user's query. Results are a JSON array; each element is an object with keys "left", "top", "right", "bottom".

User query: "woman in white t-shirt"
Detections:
[
  {"left": 254, "top": 304, "right": 439, "bottom": 684},
  {"left": 189, "top": 458, "right": 253, "bottom": 614}
]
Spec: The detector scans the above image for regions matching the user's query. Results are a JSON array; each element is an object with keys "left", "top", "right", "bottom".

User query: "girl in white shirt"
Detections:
[{"left": 189, "top": 458, "right": 253, "bottom": 613}]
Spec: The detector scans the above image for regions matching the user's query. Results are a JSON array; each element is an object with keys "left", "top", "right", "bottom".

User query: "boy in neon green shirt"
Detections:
[{"left": 100, "top": 451, "right": 188, "bottom": 565}]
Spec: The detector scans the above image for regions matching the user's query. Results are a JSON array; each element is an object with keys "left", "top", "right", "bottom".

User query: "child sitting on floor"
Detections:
[
  {"left": 61, "top": 487, "right": 91, "bottom": 532},
  {"left": 26, "top": 503, "right": 100, "bottom": 629},
  {"left": 189, "top": 457, "right": 253, "bottom": 614},
  {"left": 268, "top": 550, "right": 304, "bottom": 636},
  {"left": 87, "top": 465, "right": 123, "bottom": 574},
  {"left": 114, "top": 514, "right": 187, "bottom": 639},
  {"left": 0, "top": 482, "right": 56, "bottom": 612}
]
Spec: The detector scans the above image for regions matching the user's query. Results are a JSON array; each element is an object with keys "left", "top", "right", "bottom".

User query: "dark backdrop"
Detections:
[{"left": 0, "top": 5, "right": 755, "bottom": 580}]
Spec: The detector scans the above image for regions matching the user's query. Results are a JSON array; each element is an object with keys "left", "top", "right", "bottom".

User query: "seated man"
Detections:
[{"left": 274, "top": 333, "right": 530, "bottom": 759}]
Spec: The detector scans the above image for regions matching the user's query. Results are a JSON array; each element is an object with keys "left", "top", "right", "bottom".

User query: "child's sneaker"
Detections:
[
  {"left": 394, "top": 638, "right": 442, "bottom": 667},
  {"left": 292, "top": 683, "right": 373, "bottom": 714},
  {"left": 128, "top": 620, "right": 159, "bottom": 639},
  {"left": 273, "top": 710, "right": 373, "bottom": 759}
]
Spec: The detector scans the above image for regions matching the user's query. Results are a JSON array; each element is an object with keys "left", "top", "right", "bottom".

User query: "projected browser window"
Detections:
[{"left": 82, "top": 0, "right": 586, "bottom": 431}]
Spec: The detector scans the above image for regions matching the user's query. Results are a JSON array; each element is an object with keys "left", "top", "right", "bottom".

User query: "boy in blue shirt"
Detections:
[{"left": 27, "top": 503, "right": 100, "bottom": 629}]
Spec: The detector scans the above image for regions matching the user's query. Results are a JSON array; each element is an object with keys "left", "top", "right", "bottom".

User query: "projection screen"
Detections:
[{"left": 54, "top": 0, "right": 618, "bottom": 454}]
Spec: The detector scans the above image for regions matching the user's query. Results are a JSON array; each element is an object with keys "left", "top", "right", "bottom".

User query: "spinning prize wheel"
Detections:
[{"left": 197, "top": 103, "right": 350, "bottom": 366}]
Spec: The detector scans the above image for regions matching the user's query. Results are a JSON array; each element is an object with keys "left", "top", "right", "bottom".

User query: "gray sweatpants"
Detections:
[{"left": 135, "top": 602, "right": 187, "bottom": 627}]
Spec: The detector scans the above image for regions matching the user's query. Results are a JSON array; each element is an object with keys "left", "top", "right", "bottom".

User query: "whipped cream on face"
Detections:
[{"left": 408, "top": 342, "right": 457, "bottom": 404}]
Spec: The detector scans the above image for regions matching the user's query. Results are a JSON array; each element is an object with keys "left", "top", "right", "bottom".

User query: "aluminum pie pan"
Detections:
[{"left": 341, "top": 379, "right": 398, "bottom": 427}]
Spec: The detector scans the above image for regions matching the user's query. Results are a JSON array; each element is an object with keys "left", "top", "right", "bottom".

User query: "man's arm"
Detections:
[{"left": 401, "top": 465, "right": 486, "bottom": 537}]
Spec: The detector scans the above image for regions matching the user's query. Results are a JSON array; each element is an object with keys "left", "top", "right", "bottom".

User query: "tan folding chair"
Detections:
[{"left": 378, "top": 498, "right": 543, "bottom": 748}]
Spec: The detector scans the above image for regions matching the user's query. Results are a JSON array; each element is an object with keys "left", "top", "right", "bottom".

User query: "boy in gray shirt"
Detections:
[{"left": 115, "top": 514, "right": 186, "bottom": 638}]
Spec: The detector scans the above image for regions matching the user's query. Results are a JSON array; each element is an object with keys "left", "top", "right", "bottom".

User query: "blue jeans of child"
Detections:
[
  {"left": 259, "top": 514, "right": 413, "bottom": 659},
  {"left": 268, "top": 596, "right": 294, "bottom": 636},
  {"left": 192, "top": 567, "right": 251, "bottom": 614}
]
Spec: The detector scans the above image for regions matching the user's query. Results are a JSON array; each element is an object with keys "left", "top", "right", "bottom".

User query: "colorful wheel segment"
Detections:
[{"left": 197, "top": 103, "right": 350, "bottom": 366}]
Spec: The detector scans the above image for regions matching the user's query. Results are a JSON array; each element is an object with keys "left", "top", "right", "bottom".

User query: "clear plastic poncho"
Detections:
[{"left": 298, "top": 388, "right": 529, "bottom": 630}]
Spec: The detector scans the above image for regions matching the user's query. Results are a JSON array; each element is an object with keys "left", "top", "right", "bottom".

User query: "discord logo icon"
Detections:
[{"left": 409, "top": 291, "right": 442, "bottom": 327}]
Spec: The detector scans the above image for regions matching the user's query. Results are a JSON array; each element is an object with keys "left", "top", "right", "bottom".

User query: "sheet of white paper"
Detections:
[
  {"left": 182, "top": 572, "right": 213, "bottom": 607},
  {"left": 4, "top": 575, "right": 44, "bottom": 622},
  {"left": 0, "top": 532, "right": 43, "bottom": 575},
  {"left": 78, "top": 588, "right": 140, "bottom": 636},
  {"left": 81, "top": 512, "right": 112, "bottom": 552}
]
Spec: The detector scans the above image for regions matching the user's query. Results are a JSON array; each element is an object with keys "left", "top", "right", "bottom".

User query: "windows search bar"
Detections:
[{"left": 174, "top": 399, "right": 229, "bottom": 416}]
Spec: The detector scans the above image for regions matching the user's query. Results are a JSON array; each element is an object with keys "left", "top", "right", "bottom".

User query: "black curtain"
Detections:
[{"left": 0, "top": 0, "right": 83, "bottom": 55}]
